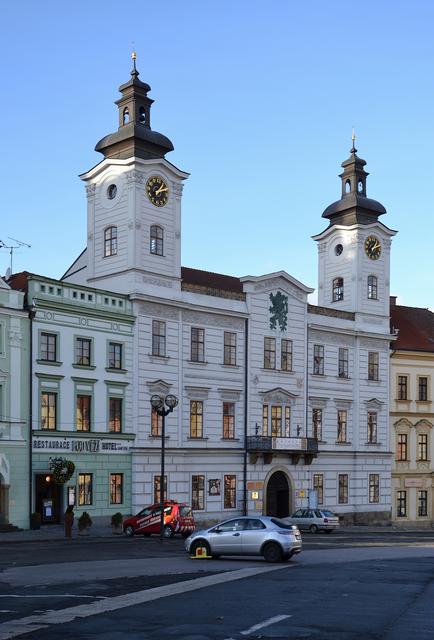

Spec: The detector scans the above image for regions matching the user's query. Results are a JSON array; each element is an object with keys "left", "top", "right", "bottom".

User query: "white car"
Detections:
[{"left": 283, "top": 508, "right": 339, "bottom": 534}]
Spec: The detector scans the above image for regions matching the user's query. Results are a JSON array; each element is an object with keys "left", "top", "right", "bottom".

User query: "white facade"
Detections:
[{"left": 61, "top": 66, "right": 397, "bottom": 524}]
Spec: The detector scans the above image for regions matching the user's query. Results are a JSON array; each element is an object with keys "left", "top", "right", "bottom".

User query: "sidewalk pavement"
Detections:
[{"left": 1, "top": 523, "right": 431, "bottom": 542}]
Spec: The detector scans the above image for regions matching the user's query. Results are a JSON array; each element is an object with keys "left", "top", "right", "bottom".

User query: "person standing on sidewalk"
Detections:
[{"left": 64, "top": 505, "right": 74, "bottom": 538}]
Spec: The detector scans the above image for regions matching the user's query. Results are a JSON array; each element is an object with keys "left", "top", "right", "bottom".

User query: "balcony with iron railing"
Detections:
[{"left": 246, "top": 435, "right": 318, "bottom": 465}]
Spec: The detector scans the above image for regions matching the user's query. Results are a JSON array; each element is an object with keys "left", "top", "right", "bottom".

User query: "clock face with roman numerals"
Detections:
[
  {"left": 365, "top": 236, "right": 381, "bottom": 260},
  {"left": 146, "top": 176, "right": 169, "bottom": 207}
]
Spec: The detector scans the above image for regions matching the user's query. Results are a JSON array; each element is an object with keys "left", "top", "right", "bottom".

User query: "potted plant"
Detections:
[
  {"left": 78, "top": 511, "right": 92, "bottom": 536},
  {"left": 111, "top": 512, "right": 123, "bottom": 535},
  {"left": 30, "top": 512, "right": 41, "bottom": 530}
]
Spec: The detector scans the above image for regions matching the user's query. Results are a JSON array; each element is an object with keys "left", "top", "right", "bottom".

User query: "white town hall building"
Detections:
[{"left": 59, "top": 58, "right": 397, "bottom": 525}]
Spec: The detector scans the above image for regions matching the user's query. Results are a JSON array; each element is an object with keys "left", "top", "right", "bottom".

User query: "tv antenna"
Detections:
[{"left": 0, "top": 237, "right": 31, "bottom": 274}]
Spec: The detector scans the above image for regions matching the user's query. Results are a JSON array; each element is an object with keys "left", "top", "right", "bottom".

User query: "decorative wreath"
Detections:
[{"left": 49, "top": 457, "right": 75, "bottom": 484}]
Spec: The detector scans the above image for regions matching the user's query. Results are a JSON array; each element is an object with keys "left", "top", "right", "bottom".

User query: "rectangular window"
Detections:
[
  {"left": 418, "top": 490, "right": 428, "bottom": 517},
  {"left": 75, "top": 337, "right": 91, "bottom": 366},
  {"left": 109, "top": 397, "right": 122, "bottom": 433},
  {"left": 151, "top": 407, "right": 163, "bottom": 436},
  {"left": 190, "top": 400, "right": 203, "bottom": 438},
  {"left": 152, "top": 320, "right": 166, "bottom": 357},
  {"left": 76, "top": 395, "right": 91, "bottom": 432},
  {"left": 191, "top": 328, "right": 205, "bottom": 362},
  {"left": 313, "top": 344, "right": 324, "bottom": 375},
  {"left": 397, "top": 433, "right": 408, "bottom": 461},
  {"left": 398, "top": 375, "right": 408, "bottom": 400},
  {"left": 192, "top": 475, "right": 205, "bottom": 510},
  {"left": 367, "top": 412, "right": 377, "bottom": 443},
  {"left": 418, "top": 377, "right": 428, "bottom": 401},
  {"left": 368, "top": 352, "right": 379, "bottom": 381},
  {"left": 367, "top": 275, "right": 378, "bottom": 300},
  {"left": 313, "top": 474, "right": 324, "bottom": 505},
  {"left": 78, "top": 473, "right": 93, "bottom": 506},
  {"left": 108, "top": 342, "right": 123, "bottom": 369},
  {"left": 262, "top": 405, "right": 268, "bottom": 436},
  {"left": 417, "top": 433, "right": 428, "bottom": 461},
  {"left": 338, "top": 474, "right": 348, "bottom": 504},
  {"left": 338, "top": 347, "right": 349, "bottom": 378},
  {"left": 41, "top": 392, "right": 57, "bottom": 430},
  {"left": 224, "top": 474, "right": 236, "bottom": 509},
  {"left": 264, "top": 337, "right": 276, "bottom": 369},
  {"left": 110, "top": 473, "right": 123, "bottom": 504},
  {"left": 337, "top": 410, "right": 347, "bottom": 443},
  {"left": 284, "top": 406, "right": 291, "bottom": 437},
  {"left": 41, "top": 332, "right": 57, "bottom": 361},
  {"left": 271, "top": 406, "right": 282, "bottom": 437},
  {"left": 397, "top": 490, "right": 407, "bottom": 517},
  {"left": 312, "top": 408, "right": 322, "bottom": 441},
  {"left": 222, "top": 402, "right": 235, "bottom": 439},
  {"left": 224, "top": 332, "right": 237, "bottom": 366},
  {"left": 154, "top": 475, "right": 167, "bottom": 503},
  {"left": 369, "top": 474, "right": 379, "bottom": 503},
  {"left": 281, "top": 339, "right": 293, "bottom": 372}
]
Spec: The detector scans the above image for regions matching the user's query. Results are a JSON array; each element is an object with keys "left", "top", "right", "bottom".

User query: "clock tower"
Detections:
[
  {"left": 312, "top": 141, "right": 397, "bottom": 317},
  {"left": 79, "top": 54, "right": 189, "bottom": 295}
]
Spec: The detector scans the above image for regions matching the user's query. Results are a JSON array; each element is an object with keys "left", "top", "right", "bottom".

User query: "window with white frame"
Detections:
[
  {"left": 222, "top": 402, "right": 235, "bottom": 439},
  {"left": 367, "top": 275, "right": 378, "bottom": 299},
  {"left": 224, "top": 475, "right": 236, "bottom": 508},
  {"left": 368, "top": 352, "right": 379, "bottom": 381},
  {"left": 312, "top": 408, "right": 322, "bottom": 440},
  {"left": 418, "top": 377, "right": 428, "bottom": 401},
  {"left": 396, "top": 433, "right": 408, "bottom": 461},
  {"left": 152, "top": 320, "right": 166, "bottom": 357},
  {"left": 313, "top": 344, "right": 324, "bottom": 375},
  {"left": 151, "top": 407, "right": 163, "bottom": 436},
  {"left": 281, "top": 339, "right": 293, "bottom": 371},
  {"left": 191, "top": 328, "right": 205, "bottom": 362},
  {"left": 397, "top": 375, "right": 408, "bottom": 400},
  {"left": 397, "top": 490, "right": 407, "bottom": 517},
  {"left": 338, "top": 347, "right": 348, "bottom": 378},
  {"left": 223, "top": 332, "right": 236, "bottom": 365},
  {"left": 337, "top": 410, "right": 347, "bottom": 443},
  {"left": 369, "top": 474, "right": 379, "bottom": 503},
  {"left": 264, "top": 337, "right": 276, "bottom": 369},
  {"left": 190, "top": 401, "right": 203, "bottom": 438},
  {"left": 40, "top": 332, "right": 57, "bottom": 361},
  {"left": 150, "top": 225, "right": 163, "bottom": 255},
  {"left": 418, "top": 490, "right": 428, "bottom": 517},
  {"left": 192, "top": 475, "right": 205, "bottom": 510},
  {"left": 367, "top": 412, "right": 377, "bottom": 443},
  {"left": 338, "top": 474, "right": 348, "bottom": 504},
  {"left": 313, "top": 474, "right": 324, "bottom": 504},
  {"left": 75, "top": 337, "right": 91, "bottom": 366},
  {"left": 417, "top": 433, "right": 428, "bottom": 461},
  {"left": 104, "top": 226, "right": 117, "bottom": 257},
  {"left": 332, "top": 277, "right": 344, "bottom": 302}
]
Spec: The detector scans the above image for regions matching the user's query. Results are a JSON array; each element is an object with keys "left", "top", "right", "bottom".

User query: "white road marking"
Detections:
[
  {"left": 0, "top": 564, "right": 289, "bottom": 640},
  {"left": 1, "top": 595, "right": 106, "bottom": 600},
  {"left": 240, "top": 614, "right": 292, "bottom": 635}
]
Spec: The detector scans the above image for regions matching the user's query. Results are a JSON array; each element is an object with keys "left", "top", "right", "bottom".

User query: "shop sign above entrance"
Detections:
[{"left": 32, "top": 436, "right": 132, "bottom": 454}]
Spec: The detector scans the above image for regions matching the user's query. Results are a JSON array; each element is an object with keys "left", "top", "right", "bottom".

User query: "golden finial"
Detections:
[
  {"left": 131, "top": 51, "right": 137, "bottom": 61},
  {"left": 131, "top": 47, "right": 138, "bottom": 76},
  {"left": 351, "top": 127, "right": 357, "bottom": 153}
]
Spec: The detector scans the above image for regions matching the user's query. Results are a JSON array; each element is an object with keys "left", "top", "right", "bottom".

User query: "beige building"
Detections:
[{"left": 390, "top": 297, "right": 434, "bottom": 526}]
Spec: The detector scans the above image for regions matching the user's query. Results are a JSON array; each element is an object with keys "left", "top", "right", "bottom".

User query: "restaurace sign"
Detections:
[{"left": 32, "top": 436, "right": 132, "bottom": 454}]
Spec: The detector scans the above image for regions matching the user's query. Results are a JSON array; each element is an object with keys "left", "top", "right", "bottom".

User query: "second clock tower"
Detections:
[{"left": 312, "top": 142, "right": 397, "bottom": 317}]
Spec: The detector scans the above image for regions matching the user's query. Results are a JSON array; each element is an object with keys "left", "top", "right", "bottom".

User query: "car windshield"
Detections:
[
  {"left": 321, "top": 510, "right": 336, "bottom": 517},
  {"left": 270, "top": 518, "right": 294, "bottom": 530}
]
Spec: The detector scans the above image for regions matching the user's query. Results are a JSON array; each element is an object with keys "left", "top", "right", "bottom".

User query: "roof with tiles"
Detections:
[{"left": 390, "top": 297, "right": 434, "bottom": 353}]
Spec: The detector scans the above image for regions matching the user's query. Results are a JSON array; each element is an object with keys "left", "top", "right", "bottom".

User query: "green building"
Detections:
[{"left": 0, "top": 276, "right": 29, "bottom": 530}]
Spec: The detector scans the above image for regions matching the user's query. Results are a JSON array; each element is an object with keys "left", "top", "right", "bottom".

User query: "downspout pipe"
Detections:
[
  {"left": 243, "top": 317, "right": 248, "bottom": 516},
  {"left": 27, "top": 299, "right": 36, "bottom": 525}
]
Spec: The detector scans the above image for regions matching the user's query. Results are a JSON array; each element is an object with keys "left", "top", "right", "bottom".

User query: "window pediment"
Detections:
[
  {"left": 393, "top": 418, "right": 412, "bottom": 433},
  {"left": 185, "top": 386, "right": 210, "bottom": 400},
  {"left": 415, "top": 419, "right": 433, "bottom": 432},
  {"left": 146, "top": 379, "right": 172, "bottom": 396},
  {"left": 259, "top": 387, "right": 298, "bottom": 404},
  {"left": 365, "top": 397, "right": 384, "bottom": 411}
]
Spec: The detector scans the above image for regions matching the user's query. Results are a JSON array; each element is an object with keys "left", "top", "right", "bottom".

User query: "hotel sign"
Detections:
[{"left": 32, "top": 436, "right": 132, "bottom": 454}]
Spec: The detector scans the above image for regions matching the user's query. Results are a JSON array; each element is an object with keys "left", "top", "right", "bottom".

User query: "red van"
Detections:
[{"left": 123, "top": 500, "right": 195, "bottom": 539}]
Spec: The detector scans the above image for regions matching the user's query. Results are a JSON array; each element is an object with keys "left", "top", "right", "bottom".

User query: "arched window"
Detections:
[
  {"left": 358, "top": 179, "right": 364, "bottom": 193},
  {"left": 150, "top": 225, "right": 163, "bottom": 256},
  {"left": 367, "top": 275, "right": 378, "bottom": 299},
  {"left": 332, "top": 277, "right": 344, "bottom": 302},
  {"left": 139, "top": 107, "right": 146, "bottom": 125},
  {"left": 345, "top": 179, "right": 351, "bottom": 193},
  {"left": 123, "top": 107, "right": 129, "bottom": 125},
  {"left": 104, "top": 226, "right": 117, "bottom": 257}
]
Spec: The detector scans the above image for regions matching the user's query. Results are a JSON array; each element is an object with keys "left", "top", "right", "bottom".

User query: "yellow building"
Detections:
[{"left": 390, "top": 297, "right": 434, "bottom": 526}]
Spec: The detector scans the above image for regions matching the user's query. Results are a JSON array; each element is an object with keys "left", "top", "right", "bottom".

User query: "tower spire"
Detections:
[
  {"left": 131, "top": 50, "right": 139, "bottom": 79},
  {"left": 351, "top": 127, "right": 357, "bottom": 153}
]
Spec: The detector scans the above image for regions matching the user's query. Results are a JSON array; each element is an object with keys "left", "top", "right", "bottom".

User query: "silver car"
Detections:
[
  {"left": 283, "top": 508, "right": 340, "bottom": 534},
  {"left": 184, "top": 515, "right": 302, "bottom": 562}
]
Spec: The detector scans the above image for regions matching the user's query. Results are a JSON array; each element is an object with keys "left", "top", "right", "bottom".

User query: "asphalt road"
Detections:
[{"left": 1, "top": 530, "right": 434, "bottom": 639}]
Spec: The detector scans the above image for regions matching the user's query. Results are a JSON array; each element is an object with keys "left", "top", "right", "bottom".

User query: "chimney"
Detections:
[{"left": 390, "top": 295, "right": 397, "bottom": 307}]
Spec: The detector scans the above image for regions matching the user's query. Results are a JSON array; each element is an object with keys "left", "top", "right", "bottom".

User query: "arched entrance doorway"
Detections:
[{"left": 266, "top": 470, "right": 291, "bottom": 517}]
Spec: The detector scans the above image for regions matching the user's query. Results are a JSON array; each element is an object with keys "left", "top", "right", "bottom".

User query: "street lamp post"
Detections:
[{"left": 150, "top": 394, "right": 178, "bottom": 542}]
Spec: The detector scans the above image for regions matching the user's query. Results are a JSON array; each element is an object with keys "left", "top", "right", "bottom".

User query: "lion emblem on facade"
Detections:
[{"left": 269, "top": 291, "right": 288, "bottom": 331}]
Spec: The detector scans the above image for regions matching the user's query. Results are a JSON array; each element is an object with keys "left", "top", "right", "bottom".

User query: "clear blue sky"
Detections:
[{"left": 1, "top": 1, "right": 433, "bottom": 308}]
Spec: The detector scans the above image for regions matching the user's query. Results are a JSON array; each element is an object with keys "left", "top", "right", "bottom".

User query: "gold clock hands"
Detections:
[{"left": 155, "top": 185, "right": 168, "bottom": 196}]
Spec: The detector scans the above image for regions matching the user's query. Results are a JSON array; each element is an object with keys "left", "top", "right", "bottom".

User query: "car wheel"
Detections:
[
  {"left": 309, "top": 524, "right": 319, "bottom": 534},
  {"left": 124, "top": 525, "right": 135, "bottom": 537},
  {"left": 163, "top": 525, "right": 174, "bottom": 539},
  {"left": 263, "top": 542, "right": 283, "bottom": 563},
  {"left": 190, "top": 540, "right": 211, "bottom": 557}
]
